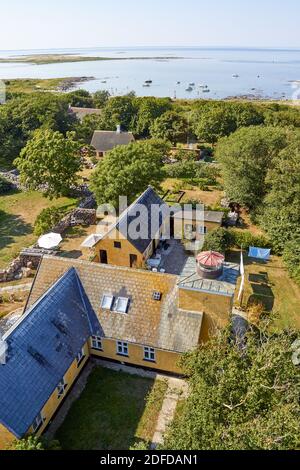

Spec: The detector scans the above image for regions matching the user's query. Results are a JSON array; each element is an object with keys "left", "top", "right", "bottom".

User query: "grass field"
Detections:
[
  {"left": 231, "top": 250, "right": 300, "bottom": 330},
  {"left": 55, "top": 367, "right": 167, "bottom": 450},
  {"left": 4, "top": 78, "right": 92, "bottom": 94},
  {"left": 161, "top": 178, "right": 223, "bottom": 207},
  {"left": 0, "top": 190, "right": 77, "bottom": 268}
]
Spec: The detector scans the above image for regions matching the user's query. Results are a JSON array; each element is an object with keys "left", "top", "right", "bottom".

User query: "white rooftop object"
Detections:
[{"left": 38, "top": 233, "right": 62, "bottom": 250}]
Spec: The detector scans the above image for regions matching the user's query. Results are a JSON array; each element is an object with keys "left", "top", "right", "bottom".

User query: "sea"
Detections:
[{"left": 0, "top": 46, "right": 300, "bottom": 100}]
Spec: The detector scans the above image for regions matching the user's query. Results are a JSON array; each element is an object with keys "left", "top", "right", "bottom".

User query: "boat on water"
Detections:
[
  {"left": 186, "top": 86, "right": 193, "bottom": 92},
  {"left": 176, "top": 81, "right": 181, "bottom": 85},
  {"left": 143, "top": 83, "right": 150, "bottom": 87},
  {"left": 145, "top": 80, "right": 152, "bottom": 84},
  {"left": 101, "top": 80, "right": 107, "bottom": 83},
  {"left": 202, "top": 88, "right": 210, "bottom": 93},
  {"left": 189, "top": 82, "right": 195, "bottom": 86},
  {"left": 232, "top": 74, "right": 239, "bottom": 78},
  {"left": 199, "top": 84, "right": 208, "bottom": 89}
]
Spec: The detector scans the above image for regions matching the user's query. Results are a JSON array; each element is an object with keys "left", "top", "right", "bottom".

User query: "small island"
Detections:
[{"left": 0, "top": 53, "right": 183, "bottom": 65}]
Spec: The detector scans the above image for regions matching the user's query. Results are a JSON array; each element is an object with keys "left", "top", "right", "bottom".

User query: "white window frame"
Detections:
[
  {"left": 32, "top": 411, "right": 44, "bottom": 432},
  {"left": 117, "top": 341, "right": 129, "bottom": 357},
  {"left": 198, "top": 226, "right": 207, "bottom": 235},
  {"left": 101, "top": 294, "right": 114, "bottom": 310},
  {"left": 144, "top": 346, "right": 156, "bottom": 363},
  {"left": 114, "top": 297, "right": 129, "bottom": 314},
  {"left": 76, "top": 347, "right": 85, "bottom": 366},
  {"left": 91, "top": 336, "right": 103, "bottom": 351},
  {"left": 57, "top": 377, "right": 68, "bottom": 398}
]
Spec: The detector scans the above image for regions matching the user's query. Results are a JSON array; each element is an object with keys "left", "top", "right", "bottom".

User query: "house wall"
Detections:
[
  {"left": 174, "top": 217, "right": 221, "bottom": 240},
  {"left": 27, "top": 342, "right": 90, "bottom": 438},
  {"left": 94, "top": 231, "right": 144, "bottom": 268},
  {"left": 0, "top": 423, "right": 16, "bottom": 450},
  {"left": 178, "top": 288, "right": 233, "bottom": 342},
  {"left": 90, "top": 338, "right": 182, "bottom": 375}
]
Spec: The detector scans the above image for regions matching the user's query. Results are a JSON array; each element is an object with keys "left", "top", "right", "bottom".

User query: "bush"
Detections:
[
  {"left": 34, "top": 206, "right": 69, "bottom": 236},
  {"left": 283, "top": 237, "right": 300, "bottom": 285},
  {"left": 229, "top": 229, "right": 271, "bottom": 250},
  {"left": 0, "top": 175, "right": 13, "bottom": 194},
  {"left": 203, "top": 228, "right": 232, "bottom": 253},
  {"left": 11, "top": 436, "right": 44, "bottom": 450},
  {"left": 165, "top": 161, "right": 219, "bottom": 181}
]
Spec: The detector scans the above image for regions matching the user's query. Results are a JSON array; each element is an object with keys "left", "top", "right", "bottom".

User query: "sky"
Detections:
[{"left": 0, "top": 0, "right": 300, "bottom": 51}]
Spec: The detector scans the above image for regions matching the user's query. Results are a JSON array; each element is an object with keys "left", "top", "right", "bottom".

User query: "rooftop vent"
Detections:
[{"left": 196, "top": 251, "right": 225, "bottom": 280}]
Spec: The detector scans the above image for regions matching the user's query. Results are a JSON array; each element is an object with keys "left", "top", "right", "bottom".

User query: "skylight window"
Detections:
[
  {"left": 114, "top": 297, "right": 130, "bottom": 314},
  {"left": 152, "top": 291, "right": 162, "bottom": 301},
  {"left": 101, "top": 295, "right": 114, "bottom": 310}
]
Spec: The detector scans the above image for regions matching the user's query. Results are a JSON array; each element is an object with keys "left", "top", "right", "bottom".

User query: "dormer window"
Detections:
[
  {"left": 101, "top": 295, "right": 114, "bottom": 310},
  {"left": 114, "top": 297, "right": 130, "bottom": 314}
]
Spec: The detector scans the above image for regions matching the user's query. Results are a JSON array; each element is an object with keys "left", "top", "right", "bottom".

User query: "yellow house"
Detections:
[
  {"left": 82, "top": 187, "right": 170, "bottom": 268},
  {"left": 0, "top": 250, "right": 239, "bottom": 449}
]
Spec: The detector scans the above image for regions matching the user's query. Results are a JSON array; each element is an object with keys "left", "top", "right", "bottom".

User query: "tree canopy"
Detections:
[
  {"left": 259, "top": 135, "right": 300, "bottom": 252},
  {"left": 163, "top": 318, "right": 300, "bottom": 450},
  {"left": 90, "top": 140, "right": 167, "bottom": 207},
  {"left": 15, "top": 129, "right": 82, "bottom": 199},
  {"left": 150, "top": 111, "right": 188, "bottom": 144},
  {"left": 216, "top": 126, "right": 288, "bottom": 209}
]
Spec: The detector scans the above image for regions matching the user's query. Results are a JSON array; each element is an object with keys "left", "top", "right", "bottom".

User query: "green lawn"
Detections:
[
  {"left": 0, "top": 190, "right": 77, "bottom": 268},
  {"left": 230, "top": 250, "right": 300, "bottom": 330},
  {"left": 55, "top": 366, "right": 167, "bottom": 450}
]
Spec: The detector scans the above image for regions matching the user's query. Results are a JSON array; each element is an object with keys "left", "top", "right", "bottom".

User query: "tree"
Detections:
[
  {"left": 150, "top": 111, "right": 188, "bottom": 144},
  {"left": 259, "top": 136, "right": 300, "bottom": 252},
  {"left": 66, "top": 89, "right": 94, "bottom": 108},
  {"left": 99, "top": 94, "right": 137, "bottom": 131},
  {"left": 93, "top": 90, "right": 110, "bottom": 108},
  {"left": 192, "top": 106, "right": 236, "bottom": 144},
  {"left": 163, "top": 318, "right": 300, "bottom": 450},
  {"left": 132, "top": 97, "right": 172, "bottom": 137},
  {"left": 75, "top": 113, "right": 103, "bottom": 143},
  {"left": 0, "top": 93, "right": 75, "bottom": 166},
  {"left": 15, "top": 129, "right": 82, "bottom": 199},
  {"left": 192, "top": 102, "right": 264, "bottom": 144},
  {"left": 216, "top": 126, "right": 288, "bottom": 209},
  {"left": 90, "top": 140, "right": 166, "bottom": 207},
  {"left": 283, "top": 237, "right": 300, "bottom": 286},
  {"left": 203, "top": 228, "right": 232, "bottom": 253}
]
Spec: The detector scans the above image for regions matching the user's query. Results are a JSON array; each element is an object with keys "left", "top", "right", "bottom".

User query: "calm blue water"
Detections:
[{"left": 0, "top": 47, "right": 299, "bottom": 100}]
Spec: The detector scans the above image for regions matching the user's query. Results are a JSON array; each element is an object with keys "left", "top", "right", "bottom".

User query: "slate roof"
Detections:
[
  {"left": 26, "top": 256, "right": 203, "bottom": 355},
  {"left": 91, "top": 130, "right": 135, "bottom": 152},
  {"left": 173, "top": 209, "right": 224, "bottom": 224},
  {"left": 117, "top": 187, "right": 169, "bottom": 254},
  {"left": 0, "top": 268, "right": 101, "bottom": 439},
  {"left": 81, "top": 187, "right": 169, "bottom": 252}
]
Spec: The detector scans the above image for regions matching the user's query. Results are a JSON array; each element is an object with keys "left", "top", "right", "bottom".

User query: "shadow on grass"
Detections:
[
  {"left": 55, "top": 366, "right": 156, "bottom": 450},
  {"left": 0, "top": 209, "right": 32, "bottom": 250}
]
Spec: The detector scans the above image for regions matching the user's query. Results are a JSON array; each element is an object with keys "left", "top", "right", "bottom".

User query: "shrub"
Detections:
[
  {"left": 0, "top": 175, "right": 13, "bottom": 194},
  {"left": 283, "top": 237, "right": 300, "bottom": 285},
  {"left": 229, "top": 229, "right": 271, "bottom": 250},
  {"left": 34, "top": 206, "right": 69, "bottom": 236},
  {"left": 11, "top": 436, "right": 44, "bottom": 450},
  {"left": 203, "top": 228, "right": 232, "bottom": 253},
  {"left": 165, "top": 161, "right": 219, "bottom": 181}
]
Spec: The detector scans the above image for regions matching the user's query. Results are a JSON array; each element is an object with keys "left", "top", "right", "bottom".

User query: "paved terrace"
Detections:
[{"left": 148, "top": 239, "right": 240, "bottom": 295}]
